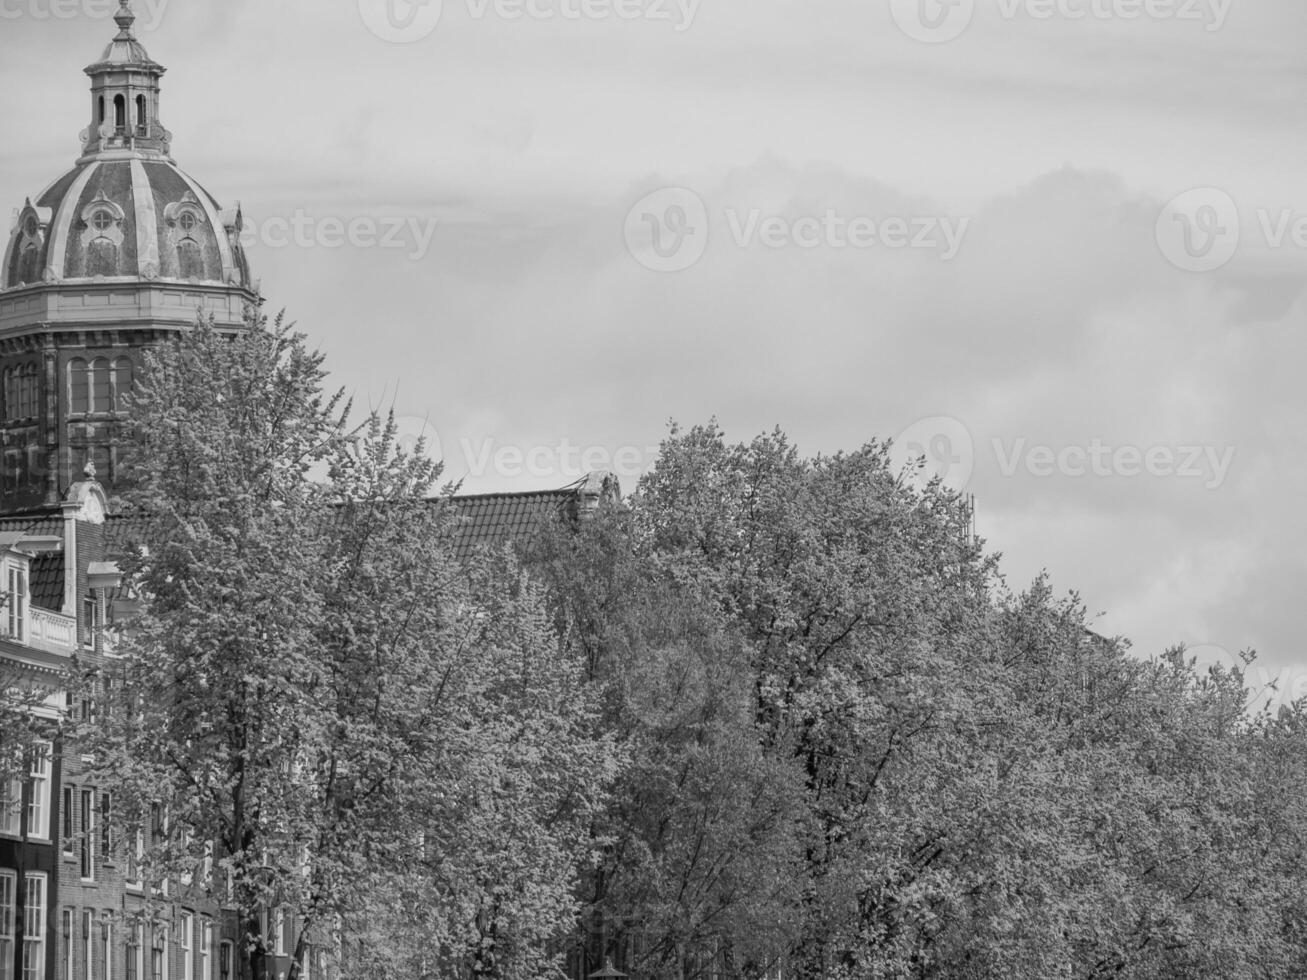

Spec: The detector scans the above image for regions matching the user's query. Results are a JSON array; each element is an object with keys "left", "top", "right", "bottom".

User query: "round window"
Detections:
[
  {"left": 23, "top": 216, "right": 38, "bottom": 238},
  {"left": 91, "top": 210, "right": 114, "bottom": 233},
  {"left": 178, "top": 211, "right": 198, "bottom": 233}
]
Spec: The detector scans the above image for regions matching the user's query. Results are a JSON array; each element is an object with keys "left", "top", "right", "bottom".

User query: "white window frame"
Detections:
[
  {"left": 21, "top": 873, "right": 46, "bottom": 980},
  {"left": 179, "top": 915, "right": 192, "bottom": 980},
  {"left": 103, "top": 920, "right": 113, "bottom": 980},
  {"left": 99, "top": 794, "right": 113, "bottom": 866},
  {"left": 126, "top": 826, "right": 144, "bottom": 892},
  {"left": 61, "top": 910, "right": 73, "bottom": 980},
  {"left": 127, "top": 924, "right": 143, "bottom": 980},
  {"left": 0, "top": 871, "right": 14, "bottom": 980},
  {"left": 26, "top": 744, "right": 51, "bottom": 841},
  {"left": 6, "top": 559, "right": 28, "bottom": 643},
  {"left": 0, "top": 774, "right": 18, "bottom": 837},
  {"left": 80, "top": 789, "right": 96, "bottom": 881},
  {"left": 198, "top": 922, "right": 211, "bottom": 980},
  {"left": 82, "top": 910, "right": 92, "bottom": 980},
  {"left": 179, "top": 831, "right": 193, "bottom": 888},
  {"left": 150, "top": 927, "right": 166, "bottom": 980},
  {"left": 273, "top": 910, "right": 286, "bottom": 958},
  {"left": 62, "top": 788, "right": 74, "bottom": 857}
]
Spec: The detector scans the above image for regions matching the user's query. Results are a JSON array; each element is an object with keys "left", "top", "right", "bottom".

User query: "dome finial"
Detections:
[{"left": 114, "top": 0, "right": 136, "bottom": 39}]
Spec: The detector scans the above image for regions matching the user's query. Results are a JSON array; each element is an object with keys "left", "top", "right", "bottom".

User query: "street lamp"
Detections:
[{"left": 591, "top": 959, "right": 628, "bottom": 979}]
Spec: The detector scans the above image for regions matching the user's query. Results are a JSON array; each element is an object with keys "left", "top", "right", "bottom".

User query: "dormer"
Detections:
[
  {"left": 0, "top": 532, "right": 63, "bottom": 650},
  {"left": 0, "top": 539, "right": 31, "bottom": 644}
]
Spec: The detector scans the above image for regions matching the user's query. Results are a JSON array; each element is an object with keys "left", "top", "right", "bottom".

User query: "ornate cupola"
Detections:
[
  {"left": 80, "top": 1, "right": 171, "bottom": 162},
  {"left": 0, "top": 2, "right": 259, "bottom": 514}
]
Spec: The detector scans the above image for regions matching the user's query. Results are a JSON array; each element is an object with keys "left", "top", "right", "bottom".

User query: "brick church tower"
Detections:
[{"left": 0, "top": 0, "right": 259, "bottom": 514}]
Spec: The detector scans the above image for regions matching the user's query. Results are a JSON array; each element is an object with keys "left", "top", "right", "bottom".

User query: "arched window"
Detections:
[
  {"left": 90, "top": 359, "right": 111, "bottom": 414},
  {"left": 18, "top": 245, "right": 40, "bottom": 286},
  {"left": 98, "top": 96, "right": 105, "bottom": 124},
  {"left": 70, "top": 359, "right": 89, "bottom": 415},
  {"left": 87, "top": 240, "right": 118, "bottom": 278},
  {"left": 21, "top": 365, "right": 38, "bottom": 420},
  {"left": 113, "top": 95, "right": 126, "bottom": 134},
  {"left": 135, "top": 95, "right": 148, "bottom": 137},
  {"left": 178, "top": 239, "right": 204, "bottom": 280},
  {"left": 5, "top": 365, "right": 39, "bottom": 421},
  {"left": 112, "top": 358, "right": 133, "bottom": 413}
]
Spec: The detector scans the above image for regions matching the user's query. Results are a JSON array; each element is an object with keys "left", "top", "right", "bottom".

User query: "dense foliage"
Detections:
[
  {"left": 531, "top": 423, "right": 1307, "bottom": 980},
  {"left": 81, "top": 315, "right": 620, "bottom": 980},
  {"left": 79, "top": 314, "right": 1307, "bottom": 980}
]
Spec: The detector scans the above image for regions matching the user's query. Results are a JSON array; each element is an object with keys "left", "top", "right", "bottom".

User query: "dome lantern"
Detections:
[{"left": 80, "top": 0, "right": 171, "bottom": 162}]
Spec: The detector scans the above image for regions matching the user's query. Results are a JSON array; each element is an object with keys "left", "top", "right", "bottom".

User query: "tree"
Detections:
[
  {"left": 528, "top": 507, "right": 806, "bottom": 977},
  {"left": 533, "top": 421, "right": 1307, "bottom": 979},
  {"left": 81, "top": 313, "right": 620, "bottom": 980},
  {"left": 0, "top": 668, "right": 55, "bottom": 834}
]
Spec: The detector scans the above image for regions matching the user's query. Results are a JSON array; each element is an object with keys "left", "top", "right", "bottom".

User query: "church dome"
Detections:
[
  {"left": 2, "top": 160, "right": 251, "bottom": 291},
  {"left": 0, "top": 0, "right": 253, "bottom": 294}
]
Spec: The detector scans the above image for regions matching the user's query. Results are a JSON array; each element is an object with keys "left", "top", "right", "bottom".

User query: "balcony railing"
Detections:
[{"left": 28, "top": 607, "right": 77, "bottom": 655}]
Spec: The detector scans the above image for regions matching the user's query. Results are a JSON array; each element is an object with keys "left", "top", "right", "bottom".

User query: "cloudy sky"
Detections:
[{"left": 3, "top": 0, "right": 1305, "bottom": 699}]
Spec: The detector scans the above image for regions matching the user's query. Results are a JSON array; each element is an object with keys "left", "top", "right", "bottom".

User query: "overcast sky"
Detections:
[{"left": 3, "top": 0, "right": 1305, "bottom": 702}]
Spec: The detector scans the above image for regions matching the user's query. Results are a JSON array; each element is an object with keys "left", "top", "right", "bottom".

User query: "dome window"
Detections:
[
  {"left": 178, "top": 240, "right": 204, "bottom": 280},
  {"left": 23, "top": 216, "right": 38, "bottom": 239},
  {"left": 87, "top": 240, "right": 119, "bottom": 278},
  {"left": 78, "top": 193, "right": 125, "bottom": 278},
  {"left": 136, "top": 95, "right": 148, "bottom": 137},
  {"left": 165, "top": 196, "right": 208, "bottom": 280},
  {"left": 18, "top": 246, "right": 40, "bottom": 286},
  {"left": 113, "top": 95, "right": 126, "bottom": 135}
]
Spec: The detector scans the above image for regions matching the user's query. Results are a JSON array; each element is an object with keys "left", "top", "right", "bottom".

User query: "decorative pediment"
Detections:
[
  {"left": 16, "top": 200, "right": 53, "bottom": 242},
  {"left": 63, "top": 477, "right": 110, "bottom": 525},
  {"left": 80, "top": 190, "right": 126, "bottom": 230},
  {"left": 164, "top": 191, "right": 204, "bottom": 231}
]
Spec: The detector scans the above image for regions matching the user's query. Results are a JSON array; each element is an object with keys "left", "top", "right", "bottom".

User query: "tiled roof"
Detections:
[
  {"left": 29, "top": 554, "right": 64, "bottom": 612},
  {"left": 101, "top": 476, "right": 614, "bottom": 561},
  {"left": 0, "top": 516, "right": 66, "bottom": 611},
  {"left": 444, "top": 489, "right": 577, "bottom": 560},
  {"left": 103, "top": 513, "right": 151, "bottom": 556},
  {"left": 0, "top": 516, "right": 63, "bottom": 537}
]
